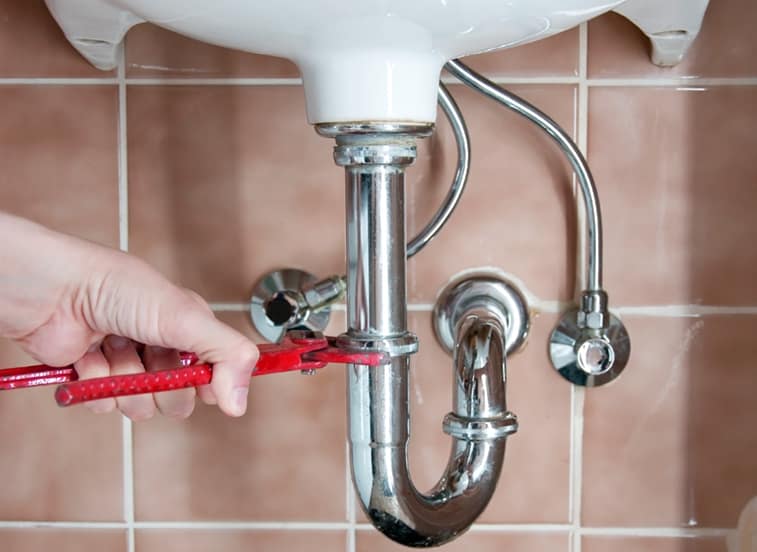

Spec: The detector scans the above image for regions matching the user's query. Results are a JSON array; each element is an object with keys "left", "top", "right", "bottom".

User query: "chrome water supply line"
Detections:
[
  {"left": 445, "top": 59, "right": 630, "bottom": 387},
  {"left": 407, "top": 83, "right": 470, "bottom": 258}
]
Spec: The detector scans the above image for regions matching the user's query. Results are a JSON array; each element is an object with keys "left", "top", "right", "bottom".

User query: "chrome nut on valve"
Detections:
[{"left": 576, "top": 290, "right": 610, "bottom": 330}]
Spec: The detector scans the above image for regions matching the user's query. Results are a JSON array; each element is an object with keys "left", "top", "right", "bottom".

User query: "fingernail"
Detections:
[
  {"left": 232, "top": 387, "right": 249, "bottom": 416},
  {"left": 106, "top": 335, "right": 130, "bottom": 350}
]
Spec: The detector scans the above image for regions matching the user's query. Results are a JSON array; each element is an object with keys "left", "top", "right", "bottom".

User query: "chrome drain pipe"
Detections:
[{"left": 317, "top": 123, "right": 519, "bottom": 547}]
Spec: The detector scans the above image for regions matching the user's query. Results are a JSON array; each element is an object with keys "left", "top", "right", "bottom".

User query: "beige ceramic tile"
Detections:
[
  {"left": 588, "top": 0, "right": 757, "bottom": 79},
  {"left": 0, "top": 341, "right": 124, "bottom": 520},
  {"left": 136, "top": 530, "right": 346, "bottom": 552},
  {"left": 125, "top": 23, "right": 300, "bottom": 78},
  {"left": 588, "top": 86, "right": 757, "bottom": 306},
  {"left": 0, "top": 529, "right": 127, "bottom": 552},
  {"left": 133, "top": 311, "right": 347, "bottom": 521},
  {"left": 362, "top": 311, "right": 571, "bottom": 524},
  {"left": 127, "top": 85, "right": 343, "bottom": 302},
  {"left": 582, "top": 536, "right": 727, "bottom": 552},
  {"left": 0, "top": 86, "right": 119, "bottom": 245},
  {"left": 458, "top": 28, "right": 579, "bottom": 78},
  {"left": 357, "top": 529, "right": 569, "bottom": 552},
  {"left": 582, "top": 315, "right": 757, "bottom": 527},
  {"left": 409, "top": 84, "right": 577, "bottom": 303},
  {"left": 0, "top": 0, "right": 112, "bottom": 77}
]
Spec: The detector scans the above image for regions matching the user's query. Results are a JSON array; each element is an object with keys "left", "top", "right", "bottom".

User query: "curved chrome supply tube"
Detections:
[
  {"left": 445, "top": 59, "right": 631, "bottom": 386},
  {"left": 445, "top": 59, "right": 602, "bottom": 293},
  {"left": 407, "top": 83, "right": 470, "bottom": 258}
]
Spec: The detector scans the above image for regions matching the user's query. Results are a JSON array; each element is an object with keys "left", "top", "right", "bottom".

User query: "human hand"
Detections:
[{"left": 0, "top": 212, "right": 258, "bottom": 420}]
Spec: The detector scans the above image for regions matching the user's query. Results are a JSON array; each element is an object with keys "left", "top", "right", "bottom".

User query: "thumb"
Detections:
[
  {"left": 158, "top": 299, "right": 258, "bottom": 417},
  {"left": 84, "top": 252, "right": 258, "bottom": 417}
]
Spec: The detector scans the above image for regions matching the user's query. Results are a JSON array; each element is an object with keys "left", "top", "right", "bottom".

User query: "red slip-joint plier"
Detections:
[{"left": 0, "top": 331, "right": 388, "bottom": 407}]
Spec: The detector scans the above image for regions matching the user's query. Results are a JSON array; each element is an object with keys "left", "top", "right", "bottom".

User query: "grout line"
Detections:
[
  {"left": 570, "top": 387, "right": 586, "bottom": 550},
  {"left": 570, "top": 22, "right": 590, "bottom": 552},
  {"left": 134, "top": 522, "right": 351, "bottom": 530},
  {"left": 210, "top": 302, "right": 757, "bottom": 317},
  {"left": 0, "top": 78, "right": 118, "bottom": 85},
  {"left": 467, "top": 524, "right": 571, "bottom": 534},
  {"left": 346, "top": 441, "right": 356, "bottom": 552},
  {"left": 442, "top": 75, "right": 581, "bottom": 86},
  {"left": 615, "top": 305, "right": 757, "bottom": 317},
  {"left": 118, "top": 58, "right": 130, "bottom": 254},
  {"left": 579, "top": 527, "right": 734, "bottom": 538},
  {"left": 122, "top": 417, "right": 134, "bottom": 550},
  {"left": 585, "top": 76, "right": 757, "bottom": 87},
  {"left": 124, "top": 77, "right": 303, "bottom": 86},
  {"left": 0, "top": 522, "right": 129, "bottom": 530},
  {"left": 116, "top": 46, "right": 136, "bottom": 552},
  {"left": 568, "top": 383, "right": 577, "bottom": 523}
]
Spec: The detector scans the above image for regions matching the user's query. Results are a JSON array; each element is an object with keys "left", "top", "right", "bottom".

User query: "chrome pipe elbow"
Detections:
[
  {"left": 444, "top": 313, "right": 519, "bottom": 445},
  {"left": 349, "top": 275, "right": 528, "bottom": 548},
  {"left": 444, "top": 313, "right": 518, "bottom": 441},
  {"left": 349, "top": 312, "right": 518, "bottom": 547}
]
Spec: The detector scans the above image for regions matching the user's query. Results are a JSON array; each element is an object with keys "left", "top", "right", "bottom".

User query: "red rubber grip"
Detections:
[{"left": 55, "top": 364, "right": 212, "bottom": 406}]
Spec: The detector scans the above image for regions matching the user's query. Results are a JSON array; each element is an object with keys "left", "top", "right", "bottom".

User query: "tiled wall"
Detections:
[{"left": 0, "top": 1, "right": 756, "bottom": 551}]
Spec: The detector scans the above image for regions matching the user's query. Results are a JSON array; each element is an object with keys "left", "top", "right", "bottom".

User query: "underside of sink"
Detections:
[{"left": 43, "top": 0, "right": 710, "bottom": 126}]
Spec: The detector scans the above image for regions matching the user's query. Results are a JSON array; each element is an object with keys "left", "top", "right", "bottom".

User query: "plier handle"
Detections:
[{"left": 0, "top": 331, "right": 388, "bottom": 407}]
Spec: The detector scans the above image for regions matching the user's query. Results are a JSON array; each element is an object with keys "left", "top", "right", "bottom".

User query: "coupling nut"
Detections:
[
  {"left": 443, "top": 412, "right": 518, "bottom": 441},
  {"left": 577, "top": 289, "right": 610, "bottom": 330},
  {"left": 336, "top": 331, "right": 419, "bottom": 358}
]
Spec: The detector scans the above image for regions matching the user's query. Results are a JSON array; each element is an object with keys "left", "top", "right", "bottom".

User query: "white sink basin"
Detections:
[{"left": 45, "top": 0, "right": 709, "bottom": 124}]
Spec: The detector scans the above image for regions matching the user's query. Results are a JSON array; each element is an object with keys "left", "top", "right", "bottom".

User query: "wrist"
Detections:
[{"left": 0, "top": 212, "right": 95, "bottom": 338}]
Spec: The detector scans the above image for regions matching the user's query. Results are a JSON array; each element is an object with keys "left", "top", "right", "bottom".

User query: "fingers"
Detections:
[
  {"left": 155, "top": 294, "right": 257, "bottom": 417},
  {"left": 143, "top": 346, "right": 195, "bottom": 419},
  {"left": 73, "top": 343, "right": 116, "bottom": 414},
  {"left": 78, "top": 338, "right": 197, "bottom": 421},
  {"left": 101, "top": 335, "right": 155, "bottom": 422},
  {"left": 81, "top": 252, "right": 257, "bottom": 417},
  {"left": 197, "top": 384, "right": 217, "bottom": 406},
  {"left": 176, "top": 288, "right": 241, "bottom": 412}
]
